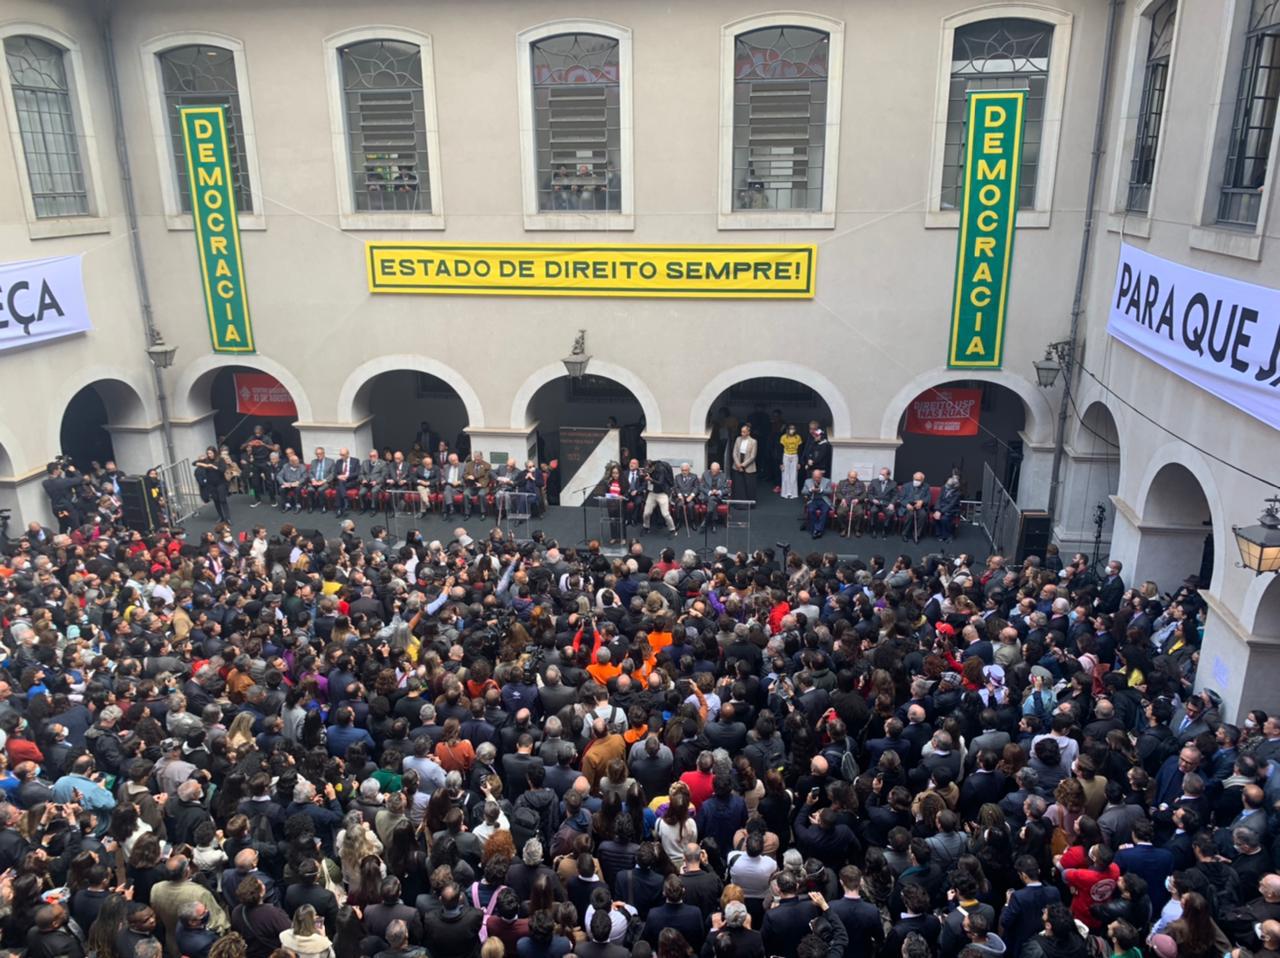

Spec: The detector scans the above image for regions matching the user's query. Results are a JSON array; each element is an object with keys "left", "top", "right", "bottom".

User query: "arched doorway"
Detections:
[
  {"left": 0, "top": 442, "right": 16, "bottom": 535},
  {"left": 350, "top": 369, "right": 472, "bottom": 459},
  {"left": 1137, "top": 462, "right": 1214, "bottom": 592},
  {"left": 191, "top": 366, "right": 302, "bottom": 457},
  {"left": 1067, "top": 402, "right": 1121, "bottom": 563},
  {"left": 59, "top": 379, "right": 149, "bottom": 472},
  {"left": 527, "top": 373, "right": 647, "bottom": 465},
  {"left": 522, "top": 373, "right": 647, "bottom": 505},
  {"left": 700, "top": 377, "right": 834, "bottom": 496},
  {"left": 1252, "top": 576, "right": 1280, "bottom": 642},
  {"left": 893, "top": 381, "right": 1026, "bottom": 499}
]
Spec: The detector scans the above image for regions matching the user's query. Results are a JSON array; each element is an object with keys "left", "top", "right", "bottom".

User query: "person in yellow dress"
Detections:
[{"left": 779, "top": 425, "right": 804, "bottom": 499}]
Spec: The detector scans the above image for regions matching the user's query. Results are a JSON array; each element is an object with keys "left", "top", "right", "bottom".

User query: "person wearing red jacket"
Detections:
[
  {"left": 5, "top": 717, "right": 44, "bottom": 767},
  {"left": 1061, "top": 842, "right": 1120, "bottom": 929}
]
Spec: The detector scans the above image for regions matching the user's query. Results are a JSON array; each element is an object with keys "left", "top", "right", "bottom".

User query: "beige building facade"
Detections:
[{"left": 0, "top": 0, "right": 1277, "bottom": 716}]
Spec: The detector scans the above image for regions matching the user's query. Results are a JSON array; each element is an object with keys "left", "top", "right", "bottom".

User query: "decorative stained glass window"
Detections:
[
  {"left": 3, "top": 36, "right": 89, "bottom": 217},
  {"left": 942, "top": 18, "right": 1054, "bottom": 210},
  {"left": 1218, "top": 0, "right": 1280, "bottom": 227},
  {"left": 731, "top": 27, "right": 830, "bottom": 211},
  {"left": 531, "top": 33, "right": 621, "bottom": 213},
  {"left": 341, "top": 40, "right": 430, "bottom": 212},
  {"left": 159, "top": 44, "right": 253, "bottom": 212}
]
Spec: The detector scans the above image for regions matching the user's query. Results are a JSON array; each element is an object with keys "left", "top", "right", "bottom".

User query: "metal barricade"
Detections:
[
  {"left": 156, "top": 458, "right": 202, "bottom": 525},
  {"left": 979, "top": 462, "right": 1021, "bottom": 556}
]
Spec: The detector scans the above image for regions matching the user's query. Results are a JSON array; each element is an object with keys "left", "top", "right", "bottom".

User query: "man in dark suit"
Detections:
[
  {"left": 641, "top": 876, "right": 704, "bottom": 952},
  {"left": 959, "top": 749, "right": 1007, "bottom": 819},
  {"left": 761, "top": 872, "right": 820, "bottom": 958},
  {"left": 332, "top": 448, "right": 362, "bottom": 517},
  {"left": 881, "top": 883, "right": 940, "bottom": 958},
  {"left": 364, "top": 877, "right": 424, "bottom": 944},
  {"left": 998, "top": 857, "right": 1061, "bottom": 958},
  {"left": 866, "top": 718, "right": 911, "bottom": 767},
  {"left": 303, "top": 447, "right": 336, "bottom": 514},
  {"left": 900, "top": 706, "right": 932, "bottom": 765},
  {"left": 1115, "top": 818, "right": 1175, "bottom": 914},
  {"left": 501, "top": 734, "right": 544, "bottom": 800},
  {"left": 827, "top": 866, "right": 883, "bottom": 954},
  {"left": 1095, "top": 559, "right": 1125, "bottom": 613}
]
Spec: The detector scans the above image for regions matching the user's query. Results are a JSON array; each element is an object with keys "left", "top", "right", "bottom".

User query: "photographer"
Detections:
[
  {"left": 642, "top": 459, "right": 676, "bottom": 533},
  {"left": 41, "top": 460, "right": 81, "bottom": 533}
]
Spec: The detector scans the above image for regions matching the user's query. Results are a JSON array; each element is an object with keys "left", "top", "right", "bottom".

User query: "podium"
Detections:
[
  {"left": 497, "top": 491, "right": 535, "bottom": 540},
  {"left": 587, "top": 495, "right": 627, "bottom": 544}
]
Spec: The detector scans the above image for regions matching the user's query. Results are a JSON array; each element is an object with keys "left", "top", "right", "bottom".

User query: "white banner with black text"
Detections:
[
  {"left": 0, "top": 253, "right": 91, "bottom": 352},
  {"left": 1108, "top": 243, "right": 1280, "bottom": 431}
]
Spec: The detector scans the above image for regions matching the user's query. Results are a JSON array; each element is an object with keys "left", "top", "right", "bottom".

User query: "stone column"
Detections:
[
  {"left": 1015, "top": 432, "right": 1055, "bottom": 511},
  {"left": 295, "top": 418, "right": 374, "bottom": 460},
  {"left": 642, "top": 432, "right": 709, "bottom": 472},
  {"left": 465, "top": 425, "right": 539, "bottom": 465},
  {"left": 1198, "top": 594, "right": 1280, "bottom": 723}
]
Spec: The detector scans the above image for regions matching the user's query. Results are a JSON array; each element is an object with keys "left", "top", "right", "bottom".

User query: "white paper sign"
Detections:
[
  {"left": 1107, "top": 243, "right": 1280, "bottom": 431},
  {"left": 0, "top": 253, "right": 91, "bottom": 352}
]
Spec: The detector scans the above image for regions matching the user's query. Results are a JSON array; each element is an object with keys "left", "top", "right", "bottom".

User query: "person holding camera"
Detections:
[
  {"left": 642, "top": 459, "right": 676, "bottom": 534},
  {"left": 41, "top": 460, "right": 82, "bottom": 533}
]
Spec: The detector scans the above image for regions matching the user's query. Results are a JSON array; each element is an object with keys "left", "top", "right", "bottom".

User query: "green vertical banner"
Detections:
[
  {"left": 948, "top": 90, "right": 1025, "bottom": 368},
  {"left": 180, "top": 105, "right": 254, "bottom": 353}
]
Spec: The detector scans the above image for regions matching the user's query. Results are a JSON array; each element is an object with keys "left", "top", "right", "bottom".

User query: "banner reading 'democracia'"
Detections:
[
  {"left": 0, "top": 254, "right": 91, "bottom": 353},
  {"left": 1108, "top": 243, "right": 1280, "bottom": 432}
]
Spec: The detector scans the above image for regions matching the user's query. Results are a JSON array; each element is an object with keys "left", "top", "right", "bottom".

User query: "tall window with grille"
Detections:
[
  {"left": 732, "top": 27, "right": 829, "bottom": 212},
  {"left": 340, "top": 40, "right": 430, "bottom": 213},
  {"left": 942, "top": 18, "right": 1053, "bottom": 210},
  {"left": 1127, "top": 1, "right": 1177, "bottom": 213},
  {"left": 3, "top": 36, "right": 89, "bottom": 217},
  {"left": 531, "top": 33, "right": 620, "bottom": 213},
  {"left": 1218, "top": 0, "right": 1280, "bottom": 227},
  {"left": 158, "top": 45, "right": 253, "bottom": 213}
]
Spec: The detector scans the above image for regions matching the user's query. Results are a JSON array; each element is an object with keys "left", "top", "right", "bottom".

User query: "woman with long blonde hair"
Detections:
[{"left": 225, "top": 710, "right": 256, "bottom": 752}]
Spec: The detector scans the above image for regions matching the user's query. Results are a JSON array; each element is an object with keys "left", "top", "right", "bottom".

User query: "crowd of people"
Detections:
[{"left": 0, "top": 484, "right": 1270, "bottom": 958}]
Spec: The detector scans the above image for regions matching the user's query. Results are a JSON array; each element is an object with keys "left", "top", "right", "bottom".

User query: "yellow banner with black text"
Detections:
[{"left": 366, "top": 244, "right": 816, "bottom": 299}]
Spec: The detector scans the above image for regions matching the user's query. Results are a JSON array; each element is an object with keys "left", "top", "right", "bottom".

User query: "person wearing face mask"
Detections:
[
  {"left": 1095, "top": 559, "right": 1126, "bottom": 614},
  {"left": 933, "top": 474, "right": 962, "bottom": 543},
  {"left": 778, "top": 425, "right": 803, "bottom": 499},
  {"left": 866, "top": 469, "right": 897, "bottom": 539}
]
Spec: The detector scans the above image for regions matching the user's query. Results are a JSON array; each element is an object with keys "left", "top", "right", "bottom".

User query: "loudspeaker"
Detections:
[
  {"left": 1015, "top": 511, "right": 1052, "bottom": 563},
  {"left": 119, "top": 476, "right": 162, "bottom": 534}
]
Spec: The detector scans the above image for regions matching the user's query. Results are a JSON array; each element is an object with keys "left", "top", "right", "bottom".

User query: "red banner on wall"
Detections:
[
  {"left": 233, "top": 372, "right": 297, "bottom": 418},
  {"left": 904, "top": 387, "right": 982, "bottom": 436}
]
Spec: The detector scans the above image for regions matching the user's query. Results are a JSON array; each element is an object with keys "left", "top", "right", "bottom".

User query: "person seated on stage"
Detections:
[
  {"left": 867, "top": 468, "right": 897, "bottom": 540},
  {"left": 802, "top": 468, "right": 834, "bottom": 539},
  {"left": 440, "top": 453, "right": 464, "bottom": 518},
  {"left": 933, "top": 474, "right": 963, "bottom": 543},
  {"left": 360, "top": 448, "right": 389, "bottom": 515},
  {"left": 835, "top": 469, "right": 867, "bottom": 538},
  {"left": 624, "top": 459, "right": 647, "bottom": 522},
  {"left": 387, "top": 450, "right": 415, "bottom": 513},
  {"left": 416, "top": 455, "right": 439, "bottom": 518},
  {"left": 463, "top": 451, "right": 492, "bottom": 520},
  {"left": 333, "top": 448, "right": 362, "bottom": 518},
  {"left": 303, "top": 446, "right": 336, "bottom": 514},
  {"left": 698, "top": 461, "right": 730, "bottom": 532},
  {"left": 276, "top": 451, "right": 308, "bottom": 514},
  {"left": 898, "top": 471, "right": 931, "bottom": 544},
  {"left": 672, "top": 463, "right": 700, "bottom": 529}
]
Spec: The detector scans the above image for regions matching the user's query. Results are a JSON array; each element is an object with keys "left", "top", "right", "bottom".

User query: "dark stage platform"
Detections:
[{"left": 180, "top": 489, "right": 990, "bottom": 564}]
